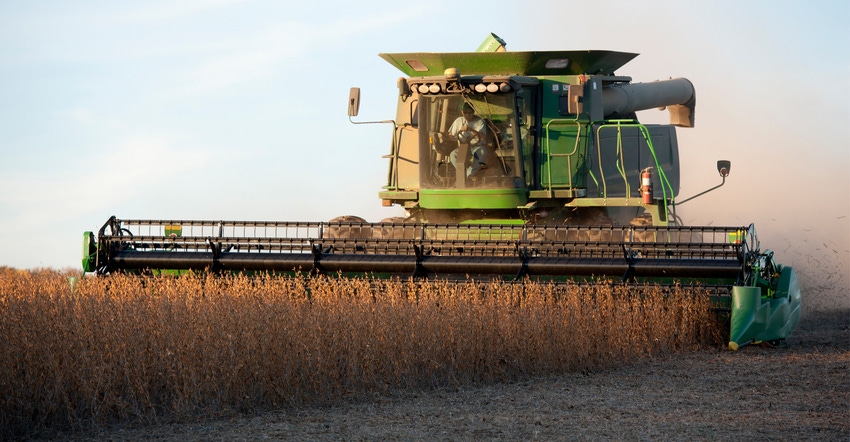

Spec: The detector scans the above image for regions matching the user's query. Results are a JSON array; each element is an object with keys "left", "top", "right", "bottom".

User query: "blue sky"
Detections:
[{"left": 1, "top": 0, "right": 848, "bottom": 296}]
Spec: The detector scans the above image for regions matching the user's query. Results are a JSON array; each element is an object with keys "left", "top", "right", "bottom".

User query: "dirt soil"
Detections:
[{"left": 59, "top": 308, "right": 849, "bottom": 441}]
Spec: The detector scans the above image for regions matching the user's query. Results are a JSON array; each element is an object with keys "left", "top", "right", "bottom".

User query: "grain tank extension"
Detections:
[{"left": 82, "top": 34, "right": 800, "bottom": 350}]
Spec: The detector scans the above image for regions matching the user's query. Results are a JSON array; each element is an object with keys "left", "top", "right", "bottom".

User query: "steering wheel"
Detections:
[{"left": 456, "top": 129, "right": 480, "bottom": 146}]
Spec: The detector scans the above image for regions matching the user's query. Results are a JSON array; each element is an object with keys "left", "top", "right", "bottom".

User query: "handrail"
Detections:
[
  {"left": 543, "top": 117, "right": 583, "bottom": 192},
  {"left": 594, "top": 120, "right": 675, "bottom": 220}
]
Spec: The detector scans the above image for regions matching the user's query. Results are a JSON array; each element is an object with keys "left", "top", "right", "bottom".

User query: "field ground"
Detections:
[{"left": 53, "top": 307, "right": 848, "bottom": 441}]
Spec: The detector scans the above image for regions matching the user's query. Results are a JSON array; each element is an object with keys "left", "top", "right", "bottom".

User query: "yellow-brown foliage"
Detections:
[{"left": 0, "top": 268, "right": 720, "bottom": 438}]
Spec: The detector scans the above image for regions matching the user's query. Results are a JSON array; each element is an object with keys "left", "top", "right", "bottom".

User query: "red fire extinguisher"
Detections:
[{"left": 640, "top": 168, "right": 653, "bottom": 204}]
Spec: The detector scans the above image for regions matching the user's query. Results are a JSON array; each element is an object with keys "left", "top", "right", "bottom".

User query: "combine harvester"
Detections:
[{"left": 82, "top": 34, "right": 800, "bottom": 350}]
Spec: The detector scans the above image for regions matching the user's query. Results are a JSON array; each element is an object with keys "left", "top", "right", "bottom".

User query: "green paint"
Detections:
[
  {"left": 419, "top": 188, "right": 526, "bottom": 209},
  {"left": 728, "top": 266, "right": 802, "bottom": 350},
  {"left": 81, "top": 232, "right": 96, "bottom": 273}
]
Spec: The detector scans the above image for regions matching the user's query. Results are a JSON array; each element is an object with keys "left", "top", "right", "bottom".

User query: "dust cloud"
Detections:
[{"left": 669, "top": 117, "right": 849, "bottom": 315}]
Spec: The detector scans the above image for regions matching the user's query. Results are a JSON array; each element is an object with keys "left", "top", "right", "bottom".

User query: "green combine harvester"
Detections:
[{"left": 82, "top": 34, "right": 800, "bottom": 350}]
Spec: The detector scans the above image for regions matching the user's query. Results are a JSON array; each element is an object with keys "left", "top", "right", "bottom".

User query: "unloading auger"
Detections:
[{"left": 82, "top": 34, "right": 801, "bottom": 350}]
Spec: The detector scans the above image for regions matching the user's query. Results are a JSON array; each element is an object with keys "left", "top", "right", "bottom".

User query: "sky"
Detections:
[{"left": 1, "top": 0, "right": 848, "bottom": 302}]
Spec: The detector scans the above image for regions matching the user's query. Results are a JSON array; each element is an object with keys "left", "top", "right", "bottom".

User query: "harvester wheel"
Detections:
[
  {"left": 326, "top": 215, "right": 371, "bottom": 239},
  {"left": 377, "top": 217, "right": 418, "bottom": 239},
  {"left": 628, "top": 214, "right": 655, "bottom": 242}
]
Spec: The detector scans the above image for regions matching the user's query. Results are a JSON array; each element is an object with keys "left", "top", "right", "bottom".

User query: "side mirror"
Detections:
[
  {"left": 348, "top": 87, "right": 360, "bottom": 117},
  {"left": 347, "top": 87, "right": 395, "bottom": 127},
  {"left": 717, "top": 160, "right": 731, "bottom": 177},
  {"left": 676, "top": 159, "right": 731, "bottom": 206}
]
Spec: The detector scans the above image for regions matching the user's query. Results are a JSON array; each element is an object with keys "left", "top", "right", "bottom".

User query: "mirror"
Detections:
[
  {"left": 348, "top": 87, "right": 360, "bottom": 117},
  {"left": 717, "top": 160, "right": 731, "bottom": 177}
]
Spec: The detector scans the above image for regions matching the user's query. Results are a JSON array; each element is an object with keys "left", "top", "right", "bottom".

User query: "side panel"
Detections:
[
  {"left": 537, "top": 78, "right": 588, "bottom": 191},
  {"left": 585, "top": 125, "right": 680, "bottom": 199},
  {"left": 396, "top": 125, "right": 419, "bottom": 189},
  {"left": 393, "top": 97, "right": 419, "bottom": 190},
  {"left": 538, "top": 123, "right": 587, "bottom": 189},
  {"left": 728, "top": 267, "right": 802, "bottom": 350}
]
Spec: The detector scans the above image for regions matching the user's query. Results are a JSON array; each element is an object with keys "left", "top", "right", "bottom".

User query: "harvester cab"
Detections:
[
  {"left": 82, "top": 34, "right": 801, "bottom": 350},
  {"left": 352, "top": 34, "right": 700, "bottom": 227}
]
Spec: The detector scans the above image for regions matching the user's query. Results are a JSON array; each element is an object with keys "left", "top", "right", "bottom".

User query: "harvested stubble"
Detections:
[{"left": 0, "top": 268, "right": 720, "bottom": 438}]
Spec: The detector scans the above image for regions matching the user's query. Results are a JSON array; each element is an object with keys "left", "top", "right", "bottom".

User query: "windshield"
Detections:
[{"left": 419, "top": 93, "right": 526, "bottom": 189}]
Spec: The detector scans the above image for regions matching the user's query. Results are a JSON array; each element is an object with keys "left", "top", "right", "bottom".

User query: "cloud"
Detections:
[
  {"left": 0, "top": 138, "right": 209, "bottom": 230},
  {"left": 176, "top": 10, "right": 416, "bottom": 93},
  {"left": 178, "top": 25, "right": 310, "bottom": 93},
  {"left": 59, "top": 108, "right": 96, "bottom": 125},
  {"left": 96, "top": 0, "right": 250, "bottom": 25},
  {"left": 56, "top": 107, "right": 132, "bottom": 134}
]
